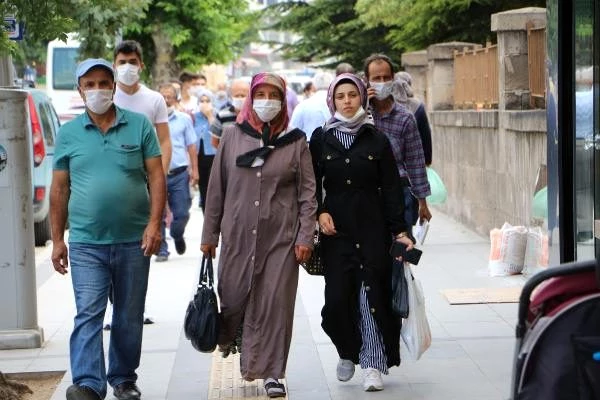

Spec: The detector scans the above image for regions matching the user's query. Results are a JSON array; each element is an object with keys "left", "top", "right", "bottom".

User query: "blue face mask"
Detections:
[{"left": 369, "top": 81, "right": 393, "bottom": 100}]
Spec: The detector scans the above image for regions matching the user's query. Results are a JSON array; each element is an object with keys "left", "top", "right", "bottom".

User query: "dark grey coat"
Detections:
[{"left": 309, "top": 124, "right": 406, "bottom": 367}]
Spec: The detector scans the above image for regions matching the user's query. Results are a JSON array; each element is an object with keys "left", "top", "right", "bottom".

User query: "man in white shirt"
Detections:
[
  {"left": 110, "top": 40, "right": 172, "bottom": 327},
  {"left": 289, "top": 72, "right": 334, "bottom": 141},
  {"left": 113, "top": 40, "right": 172, "bottom": 175},
  {"left": 179, "top": 71, "right": 206, "bottom": 114}
]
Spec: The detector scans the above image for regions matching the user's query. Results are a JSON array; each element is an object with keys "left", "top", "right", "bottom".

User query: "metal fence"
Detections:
[
  {"left": 528, "top": 24, "right": 546, "bottom": 108},
  {"left": 453, "top": 44, "right": 499, "bottom": 109},
  {"left": 453, "top": 27, "right": 547, "bottom": 110}
]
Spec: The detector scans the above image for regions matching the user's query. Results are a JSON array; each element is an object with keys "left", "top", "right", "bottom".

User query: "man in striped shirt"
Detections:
[
  {"left": 209, "top": 78, "right": 250, "bottom": 147},
  {"left": 364, "top": 54, "right": 432, "bottom": 232}
]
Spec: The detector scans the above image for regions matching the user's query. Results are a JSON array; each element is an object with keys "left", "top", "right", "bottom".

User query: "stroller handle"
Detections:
[{"left": 516, "top": 259, "right": 598, "bottom": 339}]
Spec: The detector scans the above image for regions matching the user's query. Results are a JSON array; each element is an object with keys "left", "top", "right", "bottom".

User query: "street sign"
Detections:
[{"left": 3, "top": 16, "right": 23, "bottom": 41}]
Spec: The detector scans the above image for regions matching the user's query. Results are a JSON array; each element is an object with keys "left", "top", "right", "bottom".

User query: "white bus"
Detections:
[{"left": 46, "top": 34, "right": 85, "bottom": 122}]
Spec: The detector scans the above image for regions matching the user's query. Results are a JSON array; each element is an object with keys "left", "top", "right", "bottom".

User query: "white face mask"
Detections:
[
  {"left": 231, "top": 97, "right": 245, "bottom": 110},
  {"left": 189, "top": 85, "right": 204, "bottom": 97},
  {"left": 216, "top": 90, "right": 227, "bottom": 101},
  {"left": 253, "top": 99, "right": 281, "bottom": 122},
  {"left": 334, "top": 106, "right": 365, "bottom": 123},
  {"left": 116, "top": 64, "right": 140, "bottom": 86},
  {"left": 370, "top": 81, "right": 393, "bottom": 100},
  {"left": 167, "top": 105, "right": 175, "bottom": 115},
  {"left": 84, "top": 89, "right": 113, "bottom": 114}
]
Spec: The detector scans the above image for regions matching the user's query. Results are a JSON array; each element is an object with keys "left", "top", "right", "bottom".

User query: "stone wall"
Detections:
[
  {"left": 402, "top": 7, "right": 548, "bottom": 237},
  {"left": 430, "top": 110, "right": 546, "bottom": 237}
]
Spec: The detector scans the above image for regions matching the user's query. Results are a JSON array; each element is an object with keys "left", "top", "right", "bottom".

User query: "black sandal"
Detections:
[{"left": 264, "top": 381, "right": 286, "bottom": 398}]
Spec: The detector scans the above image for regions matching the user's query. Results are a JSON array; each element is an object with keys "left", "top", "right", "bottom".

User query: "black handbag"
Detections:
[
  {"left": 184, "top": 255, "right": 220, "bottom": 352},
  {"left": 301, "top": 230, "right": 324, "bottom": 275},
  {"left": 391, "top": 259, "right": 409, "bottom": 318}
]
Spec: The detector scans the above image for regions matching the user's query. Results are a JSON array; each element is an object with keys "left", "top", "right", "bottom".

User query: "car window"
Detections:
[
  {"left": 38, "top": 102, "right": 56, "bottom": 147},
  {"left": 45, "top": 102, "right": 61, "bottom": 141}
]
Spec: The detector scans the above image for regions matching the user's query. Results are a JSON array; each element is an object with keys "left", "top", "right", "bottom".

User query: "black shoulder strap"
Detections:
[{"left": 199, "top": 255, "right": 214, "bottom": 288}]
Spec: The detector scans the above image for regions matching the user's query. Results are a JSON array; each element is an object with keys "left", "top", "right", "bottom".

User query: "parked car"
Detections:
[{"left": 26, "top": 89, "right": 60, "bottom": 246}]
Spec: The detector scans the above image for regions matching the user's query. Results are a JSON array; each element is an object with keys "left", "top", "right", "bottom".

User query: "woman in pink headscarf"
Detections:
[{"left": 201, "top": 72, "right": 317, "bottom": 398}]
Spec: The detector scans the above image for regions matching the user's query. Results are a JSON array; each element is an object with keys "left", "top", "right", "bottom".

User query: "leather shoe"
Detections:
[
  {"left": 66, "top": 384, "right": 101, "bottom": 400},
  {"left": 113, "top": 382, "right": 141, "bottom": 400}
]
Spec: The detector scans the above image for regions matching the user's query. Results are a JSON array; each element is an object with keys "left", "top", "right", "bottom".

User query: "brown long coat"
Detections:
[{"left": 201, "top": 123, "right": 317, "bottom": 380}]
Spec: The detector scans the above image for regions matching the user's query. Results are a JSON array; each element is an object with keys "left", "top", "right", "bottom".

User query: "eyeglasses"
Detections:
[{"left": 200, "top": 99, "right": 211, "bottom": 103}]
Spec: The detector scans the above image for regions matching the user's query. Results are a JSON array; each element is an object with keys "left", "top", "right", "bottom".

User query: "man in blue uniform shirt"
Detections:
[{"left": 156, "top": 83, "right": 199, "bottom": 261}]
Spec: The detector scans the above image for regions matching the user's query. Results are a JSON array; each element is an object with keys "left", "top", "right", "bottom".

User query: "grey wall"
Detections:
[{"left": 430, "top": 109, "right": 547, "bottom": 237}]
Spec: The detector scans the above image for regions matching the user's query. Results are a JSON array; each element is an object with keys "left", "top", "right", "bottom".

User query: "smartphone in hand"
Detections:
[{"left": 389, "top": 241, "right": 423, "bottom": 265}]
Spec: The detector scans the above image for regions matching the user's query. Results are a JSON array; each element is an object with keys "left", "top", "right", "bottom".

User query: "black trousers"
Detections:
[{"left": 198, "top": 144, "right": 215, "bottom": 212}]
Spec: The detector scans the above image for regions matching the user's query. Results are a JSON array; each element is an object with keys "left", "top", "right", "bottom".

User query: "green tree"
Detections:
[
  {"left": 0, "top": 0, "right": 74, "bottom": 54},
  {"left": 69, "top": 0, "right": 151, "bottom": 59},
  {"left": 1, "top": 0, "right": 149, "bottom": 71},
  {"left": 265, "top": 0, "right": 399, "bottom": 71},
  {"left": 123, "top": 0, "right": 256, "bottom": 83},
  {"left": 355, "top": 0, "right": 546, "bottom": 51},
  {"left": 3, "top": 0, "right": 255, "bottom": 86}
]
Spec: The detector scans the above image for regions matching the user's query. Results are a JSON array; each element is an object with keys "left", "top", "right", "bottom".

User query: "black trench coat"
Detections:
[{"left": 309, "top": 124, "right": 407, "bottom": 367}]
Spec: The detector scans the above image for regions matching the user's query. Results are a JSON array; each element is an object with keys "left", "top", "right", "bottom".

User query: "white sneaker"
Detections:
[
  {"left": 362, "top": 368, "right": 384, "bottom": 391},
  {"left": 103, "top": 303, "right": 112, "bottom": 330},
  {"left": 336, "top": 359, "right": 355, "bottom": 381}
]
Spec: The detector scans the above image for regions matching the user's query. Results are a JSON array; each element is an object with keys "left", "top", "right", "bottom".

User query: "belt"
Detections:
[{"left": 168, "top": 166, "right": 187, "bottom": 176}]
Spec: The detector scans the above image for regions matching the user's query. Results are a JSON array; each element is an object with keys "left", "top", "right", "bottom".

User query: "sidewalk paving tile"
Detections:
[{"left": 1, "top": 203, "right": 524, "bottom": 400}]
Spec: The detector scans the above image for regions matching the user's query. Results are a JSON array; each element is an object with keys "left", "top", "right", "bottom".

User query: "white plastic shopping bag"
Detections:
[
  {"left": 523, "top": 226, "right": 549, "bottom": 274},
  {"left": 488, "top": 222, "right": 528, "bottom": 276},
  {"left": 414, "top": 219, "right": 430, "bottom": 245},
  {"left": 401, "top": 264, "right": 432, "bottom": 360}
]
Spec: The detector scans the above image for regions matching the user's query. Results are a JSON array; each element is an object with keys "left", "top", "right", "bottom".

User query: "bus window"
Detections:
[
  {"left": 46, "top": 34, "right": 83, "bottom": 122},
  {"left": 52, "top": 47, "right": 79, "bottom": 90}
]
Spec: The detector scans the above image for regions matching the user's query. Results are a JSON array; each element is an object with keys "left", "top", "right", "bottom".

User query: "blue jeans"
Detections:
[
  {"left": 403, "top": 186, "right": 419, "bottom": 236},
  {"left": 68, "top": 241, "right": 150, "bottom": 398},
  {"left": 159, "top": 169, "right": 192, "bottom": 256}
]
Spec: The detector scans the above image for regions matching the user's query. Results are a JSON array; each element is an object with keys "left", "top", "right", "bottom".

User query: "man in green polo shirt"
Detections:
[{"left": 50, "top": 58, "right": 166, "bottom": 400}]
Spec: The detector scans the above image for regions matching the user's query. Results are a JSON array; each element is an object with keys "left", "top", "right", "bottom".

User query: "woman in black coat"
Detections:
[{"left": 309, "top": 73, "right": 414, "bottom": 392}]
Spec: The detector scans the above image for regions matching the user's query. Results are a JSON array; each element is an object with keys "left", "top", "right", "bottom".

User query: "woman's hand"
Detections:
[
  {"left": 200, "top": 243, "right": 217, "bottom": 258},
  {"left": 393, "top": 233, "right": 415, "bottom": 261},
  {"left": 318, "top": 213, "right": 337, "bottom": 236},
  {"left": 295, "top": 245, "right": 312, "bottom": 263},
  {"left": 395, "top": 233, "right": 415, "bottom": 250}
]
